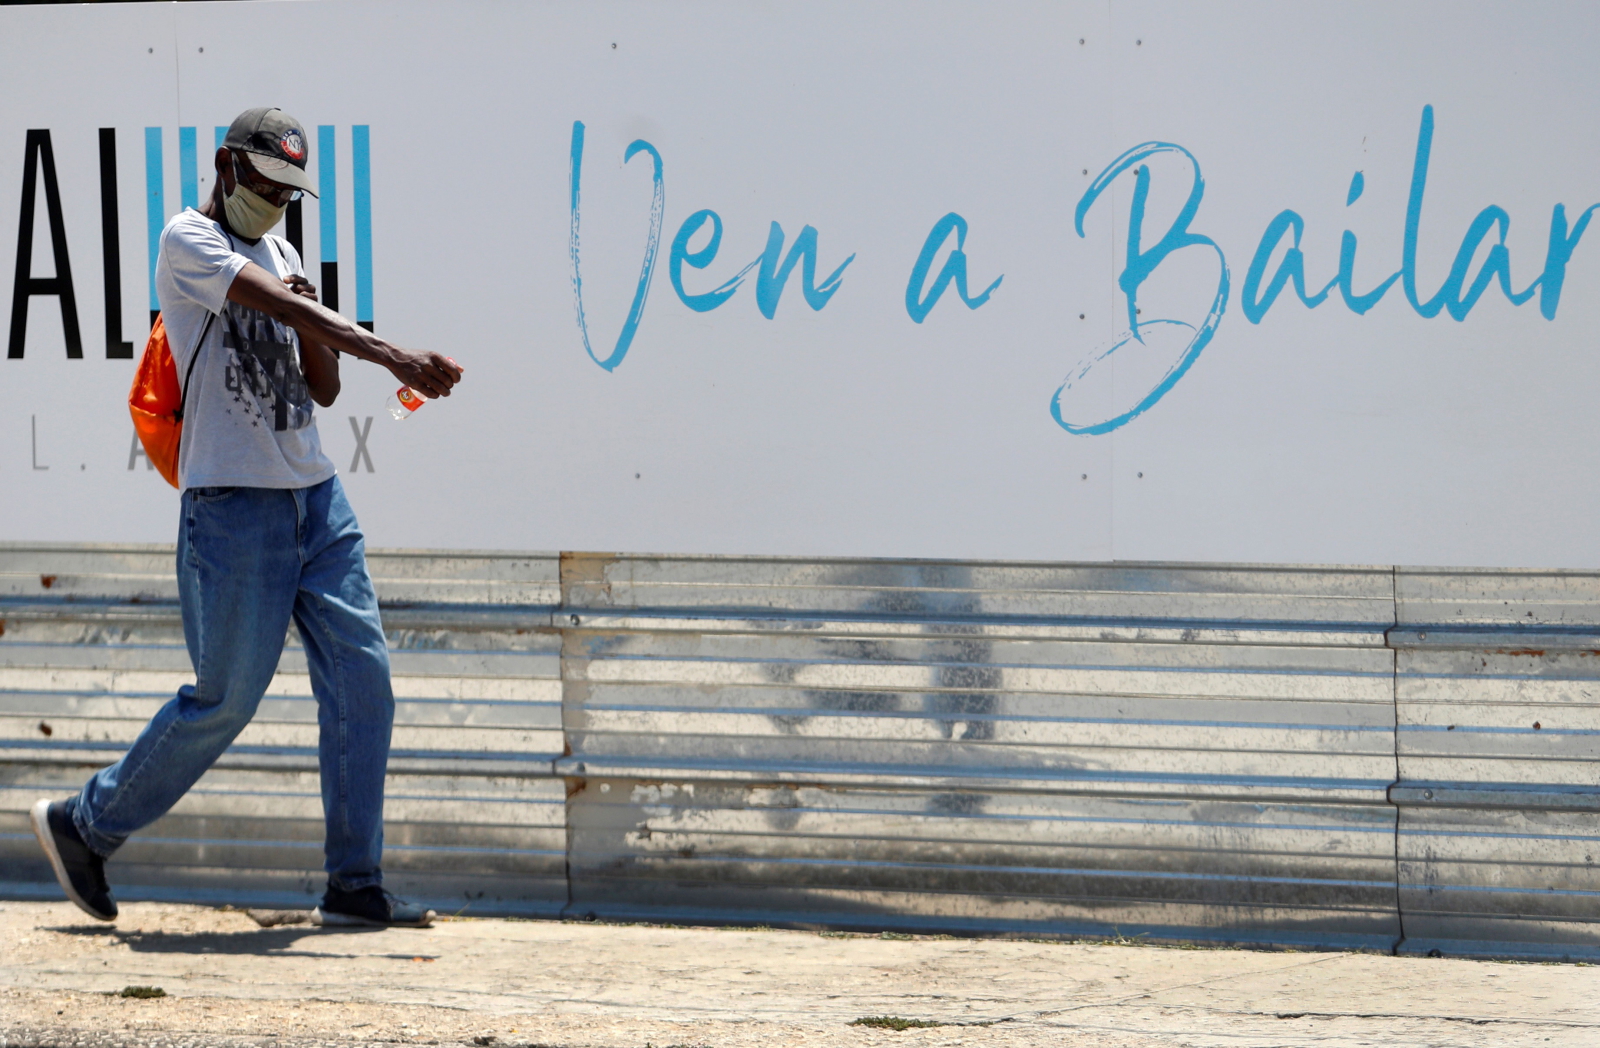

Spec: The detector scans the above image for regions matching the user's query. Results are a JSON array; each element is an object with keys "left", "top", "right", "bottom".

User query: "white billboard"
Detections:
[{"left": 3, "top": 0, "right": 1598, "bottom": 567}]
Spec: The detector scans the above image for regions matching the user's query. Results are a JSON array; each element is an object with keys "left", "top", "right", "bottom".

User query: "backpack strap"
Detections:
[
  {"left": 174, "top": 228, "right": 237, "bottom": 422},
  {"left": 173, "top": 312, "right": 216, "bottom": 423}
]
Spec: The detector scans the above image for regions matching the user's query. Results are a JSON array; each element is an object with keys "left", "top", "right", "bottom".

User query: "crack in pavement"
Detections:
[{"left": 1021, "top": 952, "right": 1349, "bottom": 1021}]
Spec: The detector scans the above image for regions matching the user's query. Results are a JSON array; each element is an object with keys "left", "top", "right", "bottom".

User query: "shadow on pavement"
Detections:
[{"left": 41, "top": 923, "right": 401, "bottom": 958}]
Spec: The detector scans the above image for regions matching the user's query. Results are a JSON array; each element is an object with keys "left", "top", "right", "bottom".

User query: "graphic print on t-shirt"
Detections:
[{"left": 221, "top": 301, "right": 312, "bottom": 432}]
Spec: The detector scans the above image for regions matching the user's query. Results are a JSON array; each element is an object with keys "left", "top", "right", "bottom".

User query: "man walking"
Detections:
[{"left": 31, "top": 107, "right": 461, "bottom": 928}]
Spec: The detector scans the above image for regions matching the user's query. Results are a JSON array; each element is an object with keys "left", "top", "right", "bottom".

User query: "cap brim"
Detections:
[{"left": 243, "top": 151, "right": 319, "bottom": 197}]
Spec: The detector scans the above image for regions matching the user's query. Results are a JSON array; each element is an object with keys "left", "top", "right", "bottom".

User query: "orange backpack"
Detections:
[{"left": 128, "top": 310, "right": 216, "bottom": 488}]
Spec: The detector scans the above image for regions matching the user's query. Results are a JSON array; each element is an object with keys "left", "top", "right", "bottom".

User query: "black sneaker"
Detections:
[
  {"left": 312, "top": 885, "right": 435, "bottom": 928},
  {"left": 31, "top": 798, "right": 117, "bottom": 922}
]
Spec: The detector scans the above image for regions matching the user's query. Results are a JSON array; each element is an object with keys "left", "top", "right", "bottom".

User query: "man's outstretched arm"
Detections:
[{"left": 225, "top": 259, "right": 463, "bottom": 397}]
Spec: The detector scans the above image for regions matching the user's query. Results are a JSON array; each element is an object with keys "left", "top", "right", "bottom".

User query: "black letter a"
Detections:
[{"left": 9, "top": 130, "right": 83, "bottom": 358}]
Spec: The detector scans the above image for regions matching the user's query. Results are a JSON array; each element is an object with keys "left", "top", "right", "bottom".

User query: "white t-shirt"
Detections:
[{"left": 155, "top": 208, "right": 336, "bottom": 491}]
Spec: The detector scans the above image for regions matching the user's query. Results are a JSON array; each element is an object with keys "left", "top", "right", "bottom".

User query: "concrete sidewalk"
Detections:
[{"left": 1, "top": 902, "right": 1596, "bottom": 1048}]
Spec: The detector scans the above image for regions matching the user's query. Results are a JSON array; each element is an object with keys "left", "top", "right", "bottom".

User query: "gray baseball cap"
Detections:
[{"left": 222, "top": 107, "right": 318, "bottom": 197}]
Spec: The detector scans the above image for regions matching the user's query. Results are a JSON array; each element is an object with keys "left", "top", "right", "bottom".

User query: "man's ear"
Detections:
[{"left": 215, "top": 147, "right": 235, "bottom": 194}]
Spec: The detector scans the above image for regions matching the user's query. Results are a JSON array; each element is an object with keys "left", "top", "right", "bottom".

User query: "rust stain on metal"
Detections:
[
  {"left": 1533, "top": 722, "right": 1543, "bottom": 730},
  {"left": 39, "top": 574, "right": 56, "bottom": 589},
  {"left": 1501, "top": 649, "right": 1546, "bottom": 657},
  {"left": 560, "top": 551, "right": 619, "bottom": 608}
]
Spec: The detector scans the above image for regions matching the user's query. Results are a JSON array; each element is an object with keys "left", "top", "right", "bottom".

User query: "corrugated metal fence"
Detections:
[{"left": 2, "top": 544, "right": 1597, "bottom": 960}]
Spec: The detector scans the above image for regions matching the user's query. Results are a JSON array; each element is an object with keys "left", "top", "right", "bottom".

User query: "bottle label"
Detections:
[{"left": 396, "top": 387, "right": 424, "bottom": 412}]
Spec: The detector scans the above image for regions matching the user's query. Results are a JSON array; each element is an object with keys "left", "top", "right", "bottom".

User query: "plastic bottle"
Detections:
[
  {"left": 385, "top": 358, "right": 458, "bottom": 420},
  {"left": 385, "top": 387, "right": 426, "bottom": 420}
]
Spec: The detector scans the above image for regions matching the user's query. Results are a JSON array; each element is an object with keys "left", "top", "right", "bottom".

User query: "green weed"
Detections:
[{"left": 849, "top": 1016, "right": 943, "bottom": 1030}]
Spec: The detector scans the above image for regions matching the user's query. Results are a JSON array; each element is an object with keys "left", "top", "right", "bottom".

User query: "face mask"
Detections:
[{"left": 223, "top": 180, "right": 286, "bottom": 239}]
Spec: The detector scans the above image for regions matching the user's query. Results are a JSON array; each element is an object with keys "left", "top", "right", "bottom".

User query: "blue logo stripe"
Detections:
[
  {"left": 178, "top": 127, "right": 198, "bottom": 211},
  {"left": 143, "top": 127, "right": 163, "bottom": 314},
  {"left": 317, "top": 125, "right": 337, "bottom": 264},
  {"left": 351, "top": 125, "right": 373, "bottom": 324}
]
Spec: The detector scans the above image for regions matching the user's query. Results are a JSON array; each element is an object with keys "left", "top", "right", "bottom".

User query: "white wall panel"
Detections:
[{"left": 2, "top": 1, "right": 1597, "bottom": 567}]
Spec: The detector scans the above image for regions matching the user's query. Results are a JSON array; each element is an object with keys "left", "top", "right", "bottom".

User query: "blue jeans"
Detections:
[{"left": 73, "top": 476, "right": 394, "bottom": 892}]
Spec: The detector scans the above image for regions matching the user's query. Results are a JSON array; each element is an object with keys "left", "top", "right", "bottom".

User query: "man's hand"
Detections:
[
  {"left": 284, "top": 273, "right": 318, "bottom": 302},
  {"left": 387, "top": 350, "right": 463, "bottom": 398}
]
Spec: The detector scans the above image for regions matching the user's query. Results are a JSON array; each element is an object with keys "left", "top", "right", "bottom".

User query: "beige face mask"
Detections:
[{"left": 223, "top": 180, "right": 286, "bottom": 239}]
